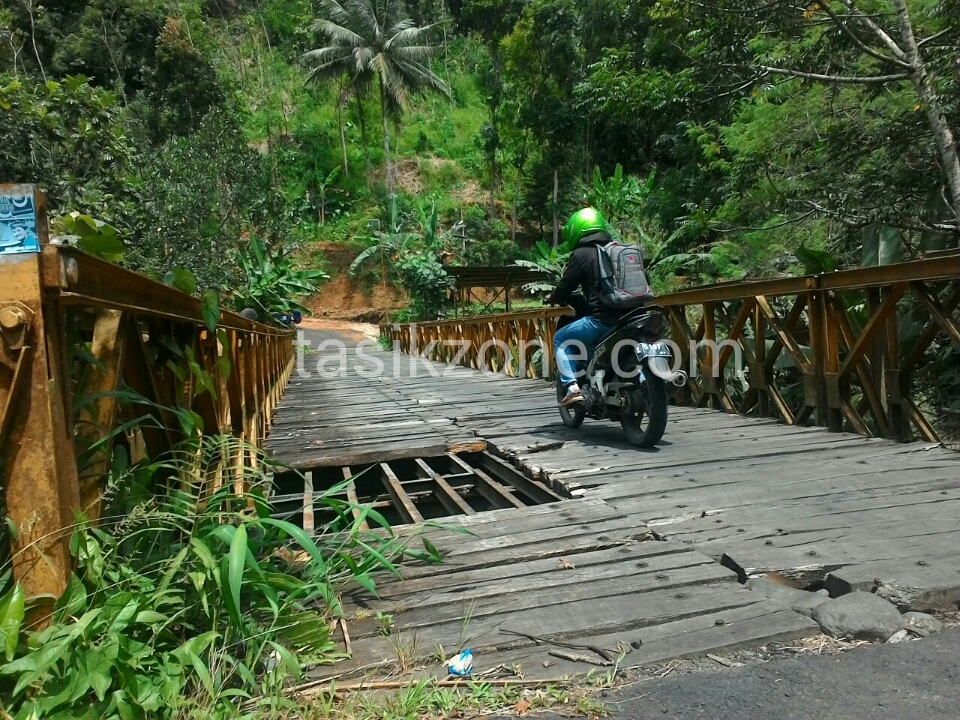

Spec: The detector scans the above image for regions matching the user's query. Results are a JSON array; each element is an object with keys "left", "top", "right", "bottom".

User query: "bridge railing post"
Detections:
[{"left": 0, "top": 185, "right": 79, "bottom": 621}]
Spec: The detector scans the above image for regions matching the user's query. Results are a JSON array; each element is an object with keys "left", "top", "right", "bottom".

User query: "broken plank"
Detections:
[
  {"left": 343, "top": 466, "right": 368, "bottom": 531},
  {"left": 302, "top": 470, "right": 314, "bottom": 534},
  {"left": 379, "top": 463, "right": 424, "bottom": 525},
  {"left": 415, "top": 458, "right": 476, "bottom": 516}
]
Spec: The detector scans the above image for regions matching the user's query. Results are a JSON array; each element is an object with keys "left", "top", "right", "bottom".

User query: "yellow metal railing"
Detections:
[
  {"left": 385, "top": 254, "right": 960, "bottom": 445},
  {"left": 0, "top": 185, "right": 295, "bottom": 612}
]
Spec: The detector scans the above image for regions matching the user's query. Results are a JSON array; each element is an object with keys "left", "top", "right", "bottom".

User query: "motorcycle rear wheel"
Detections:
[
  {"left": 621, "top": 375, "right": 668, "bottom": 448},
  {"left": 559, "top": 403, "right": 586, "bottom": 429}
]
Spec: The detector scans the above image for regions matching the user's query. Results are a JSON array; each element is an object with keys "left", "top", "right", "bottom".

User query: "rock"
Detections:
[
  {"left": 886, "top": 629, "right": 912, "bottom": 644},
  {"left": 746, "top": 577, "right": 831, "bottom": 618},
  {"left": 812, "top": 592, "right": 905, "bottom": 641},
  {"left": 903, "top": 611, "right": 943, "bottom": 637}
]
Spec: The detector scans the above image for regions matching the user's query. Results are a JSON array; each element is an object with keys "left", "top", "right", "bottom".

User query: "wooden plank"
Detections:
[
  {"left": 446, "top": 453, "right": 525, "bottom": 509},
  {"left": 367, "top": 538, "right": 691, "bottom": 600},
  {"left": 478, "top": 603, "right": 818, "bottom": 680},
  {"left": 350, "top": 549, "right": 730, "bottom": 631},
  {"left": 281, "top": 439, "right": 486, "bottom": 470},
  {"left": 478, "top": 451, "right": 566, "bottom": 503},
  {"left": 389, "top": 516, "right": 651, "bottom": 583},
  {"left": 379, "top": 462, "right": 425, "bottom": 525},
  {"left": 350, "top": 561, "right": 735, "bottom": 640},
  {"left": 343, "top": 466, "right": 368, "bottom": 531},
  {"left": 826, "top": 554, "right": 960, "bottom": 611},
  {"left": 302, "top": 470, "right": 314, "bottom": 534},
  {"left": 471, "top": 466, "right": 527, "bottom": 509},
  {"left": 346, "top": 583, "right": 765, "bottom": 667},
  {"left": 414, "top": 458, "right": 476, "bottom": 516}
]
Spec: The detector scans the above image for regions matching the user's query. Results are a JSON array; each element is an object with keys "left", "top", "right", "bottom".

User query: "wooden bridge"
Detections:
[
  {"left": 264, "top": 252, "right": 960, "bottom": 681},
  {"left": 3, "top": 184, "right": 959, "bottom": 680}
]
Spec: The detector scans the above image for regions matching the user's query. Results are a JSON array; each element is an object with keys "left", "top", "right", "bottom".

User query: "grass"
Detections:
[{"left": 249, "top": 678, "right": 610, "bottom": 720}]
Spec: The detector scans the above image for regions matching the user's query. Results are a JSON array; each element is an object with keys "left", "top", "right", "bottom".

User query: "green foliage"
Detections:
[
  {"left": 51, "top": 213, "right": 125, "bottom": 263},
  {"left": 235, "top": 236, "right": 327, "bottom": 319},
  {"left": 349, "top": 197, "right": 454, "bottom": 319},
  {"left": 304, "top": 0, "right": 451, "bottom": 193},
  {"left": 395, "top": 251, "right": 452, "bottom": 321},
  {"left": 514, "top": 241, "right": 570, "bottom": 293},
  {"left": 0, "top": 76, "right": 135, "bottom": 217},
  {"left": 0, "top": 433, "right": 441, "bottom": 719}
]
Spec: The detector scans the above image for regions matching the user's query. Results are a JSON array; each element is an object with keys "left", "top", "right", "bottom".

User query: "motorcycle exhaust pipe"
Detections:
[{"left": 648, "top": 356, "right": 688, "bottom": 387}]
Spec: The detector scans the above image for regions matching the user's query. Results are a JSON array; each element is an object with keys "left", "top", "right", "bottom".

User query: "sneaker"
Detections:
[{"left": 559, "top": 383, "right": 584, "bottom": 407}]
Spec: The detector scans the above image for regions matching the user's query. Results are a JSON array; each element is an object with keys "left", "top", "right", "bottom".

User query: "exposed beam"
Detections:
[
  {"left": 415, "top": 458, "right": 475, "bottom": 516},
  {"left": 379, "top": 462, "right": 424, "bottom": 524}
]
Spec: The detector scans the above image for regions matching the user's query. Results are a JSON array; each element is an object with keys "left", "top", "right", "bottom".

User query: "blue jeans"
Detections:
[{"left": 554, "top": 317, "right": 616, "bottom": 388}]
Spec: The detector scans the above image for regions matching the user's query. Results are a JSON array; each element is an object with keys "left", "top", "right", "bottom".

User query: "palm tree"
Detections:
[{"left": 303, "top": 0, "right": 450, "bottom": 195}]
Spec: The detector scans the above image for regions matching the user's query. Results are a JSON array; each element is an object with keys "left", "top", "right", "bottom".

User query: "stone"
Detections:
[
  {"left": 746, "top": 577, "right": 831, "bottom": 618},
  {"left": 903, "top": 611, "right": 943, "bottom": 637},
  {"left": 812, "top": 592, "right": 905, "bottom": 641},
  {"left": 886, "top": 629, "right": 912, "bottom": 644}
]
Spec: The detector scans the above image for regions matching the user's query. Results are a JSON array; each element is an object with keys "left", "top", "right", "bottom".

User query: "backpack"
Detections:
[{"left": 595, "top": 242, "right": 654, "bottom": 309}]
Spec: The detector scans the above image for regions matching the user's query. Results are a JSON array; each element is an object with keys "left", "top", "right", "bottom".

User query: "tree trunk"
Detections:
[
  {"left": 355, "top": 93, "right": 371, "bottom": 182},
  {"left": 512, "top": 133, "right": 530, "bottom": 243},
  {"left": 511, "top": 183, "right": 520, "bottom": 242},
  {"left": 380, "top": 78, "right": 394, "bottom": 196},
  {"left": 490, "top": 150, "right": 498, "bottom": 221},
  {"left": 488, "top": 45, "right": 502, "bottom": 221},
  {"left": 552, "top": 168, "right": 560, "bottom": 249},
  {"left": 893, "top": 0, "right": 960, "bottom": 232},
  {"left": 337, "top": 100, "right": 349, "bottom": 178}
]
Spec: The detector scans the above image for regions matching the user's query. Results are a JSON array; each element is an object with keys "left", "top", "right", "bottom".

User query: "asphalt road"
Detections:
[{"left": 537, "top": 629, "right": 960, "bottom": 720}]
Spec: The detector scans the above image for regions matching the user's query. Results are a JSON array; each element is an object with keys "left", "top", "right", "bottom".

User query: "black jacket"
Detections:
[{"left": 548, "top": 231, "right": 624, "bottom": 324}]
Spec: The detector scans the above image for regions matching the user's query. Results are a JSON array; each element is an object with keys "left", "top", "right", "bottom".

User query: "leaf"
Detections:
[
  {"left": 163, "top": 268, "right": 198, "bottom": 295},
  {"left": 185, "top": 650, "right": 214, "bottom": 697},
  {"left": 0, "top": 584, "right": 24, "bottom": 661},
  {"left": 356, "top": 540, "right": 403, "bottom": 579},
  {"left": 103, "top": 593, "right": 139, "bottom": 633},
  {"left": 795, "top": 244, "right": 837, "bottom": 274},
  {"left": 134, "top": 611, "right": 168, "bottom": 625},
  {"left": 201, "top": 290, "right": 220, "bottom": 333},
  {"left": 353, "top": 573, "right": 377, "bottom": 594},
  {"left": 84, "top": 649, "right": 113, "bottom": 701},
  {"left": 258, "top": 518, "right": 328, "bottom": 573},
  {"left": 861, "top": 224, "right": 904, "bottom": 267},
  {"left": 78, "top": 234, "right": 125, "bottom": 262},
  {"left": 52, "top": 575, "right": 87, "bottom": 624},
  {"left": 421, "top": 537, "right": 442, "bottom": 563},
  {"left": 222, "top": 524, "right": 248, "bottom": 629},
  {"left": 267, "top": 641, "right": 302, "bottom": 680}
]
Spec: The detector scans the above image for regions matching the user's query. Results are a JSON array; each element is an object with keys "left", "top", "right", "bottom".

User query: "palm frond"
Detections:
[
  {"left": 353, "top": 46, "right": 375, "bottom": 74},
  {"left": 310, "top": 19, "right": 365, "bottom": 46},
  {"left": 390, "top": 45, "right": 441, "bottom": 63},
  {"left": 302, "top": 46, "right": 353, "bottom": 65},
  {"left": 393, "top": 58, "right": 450, "bottom": 98},
  {"left": 385, "top": 24, "right": 439, "bottom": 50},
  {"left": 316, "top": 0, "right": 363, "bottom": 32}
]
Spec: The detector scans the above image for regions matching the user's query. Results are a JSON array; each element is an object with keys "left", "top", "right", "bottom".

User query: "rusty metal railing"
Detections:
[
  {"left": 1, "top": 185, "right": 295, "bottom": 612},
  {"left": 384, "top": 254, "right": 960, "bottom": 446}
]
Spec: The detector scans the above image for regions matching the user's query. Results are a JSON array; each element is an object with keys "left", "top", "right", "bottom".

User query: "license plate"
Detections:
[{"left": 636, "top": 342, "right": 671, "bottom": 358}]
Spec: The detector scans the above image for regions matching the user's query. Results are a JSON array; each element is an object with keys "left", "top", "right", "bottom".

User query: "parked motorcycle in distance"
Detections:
[{"left": 553, "top": 294, "right": 686, "bottom": 448}]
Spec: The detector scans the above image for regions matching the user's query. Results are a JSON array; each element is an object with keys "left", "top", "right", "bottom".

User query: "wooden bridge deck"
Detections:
[{"left": 265, "top": 348, "right": 960, "bottom": 681}]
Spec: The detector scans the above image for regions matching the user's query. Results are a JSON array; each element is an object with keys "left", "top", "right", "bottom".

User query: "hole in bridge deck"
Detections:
[{"left": 271, "top": 450, "right": 572, "bottom": 532}]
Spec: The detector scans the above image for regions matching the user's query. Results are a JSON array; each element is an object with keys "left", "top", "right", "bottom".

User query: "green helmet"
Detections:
[{"left": 562, "top": 207, "right": 608, "bottom": 253}]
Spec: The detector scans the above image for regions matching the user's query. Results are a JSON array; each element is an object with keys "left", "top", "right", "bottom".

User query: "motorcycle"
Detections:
[{"left": 552, "top": 294, "right": 687, "bottom": 448}]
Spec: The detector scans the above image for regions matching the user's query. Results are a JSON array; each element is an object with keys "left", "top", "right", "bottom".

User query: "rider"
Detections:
[{"left": 547, "top": 207, "right": 627, "bottom": 407}]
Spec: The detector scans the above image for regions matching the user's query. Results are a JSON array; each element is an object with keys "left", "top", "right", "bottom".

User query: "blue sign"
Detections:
[{"left": 0, "top": 190, "right": 40, "bottom": 255}]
